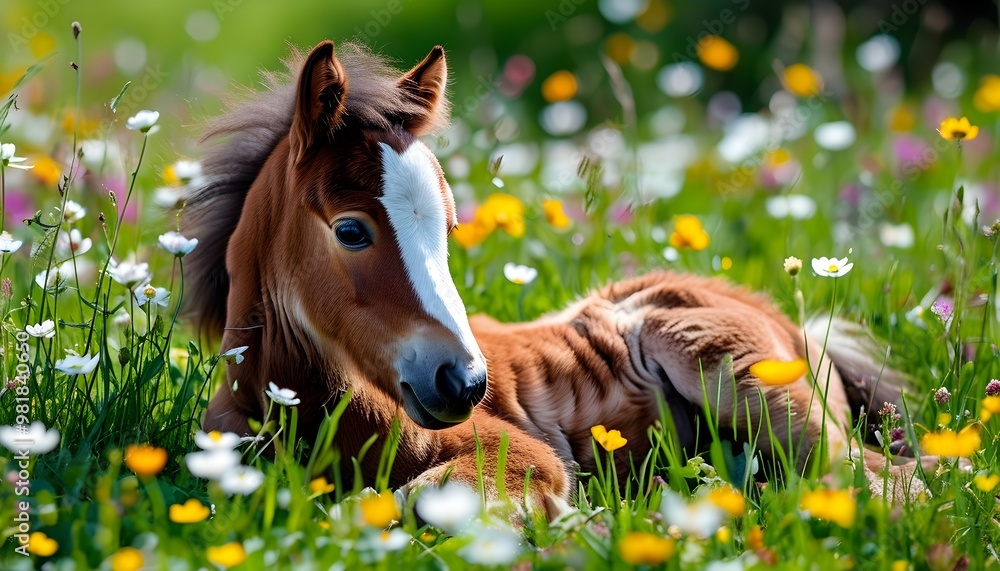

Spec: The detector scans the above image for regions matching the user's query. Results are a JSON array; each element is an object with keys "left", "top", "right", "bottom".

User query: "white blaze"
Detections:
[{"left": 378, "top": 142, "right": 481, "bottom": 358}]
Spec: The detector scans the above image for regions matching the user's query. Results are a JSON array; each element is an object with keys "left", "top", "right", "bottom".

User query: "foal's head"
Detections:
[{"left": 214, "top": 42, "right": 487, "bottom": 429}]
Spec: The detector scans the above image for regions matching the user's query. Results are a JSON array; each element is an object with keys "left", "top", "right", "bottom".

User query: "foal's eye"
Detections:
[{"left": 334, "top": 219, "right": 373, "bottom": 250}]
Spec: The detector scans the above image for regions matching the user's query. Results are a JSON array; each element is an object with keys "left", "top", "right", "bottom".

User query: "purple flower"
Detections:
[
  {"left": 987, "top": 379, "right": 1000, "bottom": 397},
  {"left": 890, "top": 428, "right": 904, "bottom": 442},
  {"left": 893, "top": 136, "right": 931, "bottom": 167},
  {"left": 930, "top": 297, "right": 954, "bottom": 322},
  {"left": 934, "top": 387, "right": 951, "bottom": 405}
]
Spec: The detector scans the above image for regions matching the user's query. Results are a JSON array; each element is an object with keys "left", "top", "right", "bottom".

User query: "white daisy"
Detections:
[
  {"left": 56, "top": 228, "right": 92, "bottom": 256},
  {"left": 126, "top": 110, "right": 159, "bottom": 133},
  {"left": 0, "top": 231, "right": 23, "bottom": 254},
  {"left": 503, "top": 263, "right": 538, "bottom": 285},
  {"left": 219, "top": 466, "right": 265, "bottom": 495},
  {"left": 185, "top": 449, "right": 242, "bottom": 480},
  {"left": 134, "top": 284, "right": 170, "bottom": 307},
  {"left": 457, "top": 524, "right": 522, "bottom": 566},
  {"left": 0, "top": 143, "right": 33, "bottom": 170},
  {"left": 220, "top": 346, "right": 248, "bottom": 365},
  {"left": 54, "top": 353, "right": 99, "bottom": 375},
  {"left": 0, "top": 421, "right": 60, "bottom": 455},
  {"left": 194, "top": 430, "right": 242, "bottom": 451},
  {"left": 811, "top": 256, "right": 854, "bottom": 278},
  {"left": 58, "top": 199, "right": 86, "bottom": 223},
  {"left": 107, "top": 258, "right": 151, "bottom": 287},
  {"left": 265, "top": 382, "right": 300, "bottom": 407},
  {"left": 415, "top": 482, "right": 481, "bottom": 534},
  {"left": 25, "top": 320, "right": 56, "bottom": 339},
  {"left": 157, "top": 231, "right": 199, "bottom": 256}
]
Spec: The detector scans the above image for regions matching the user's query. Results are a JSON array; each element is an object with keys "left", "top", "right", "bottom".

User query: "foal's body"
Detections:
[{"left": 188, "top": 41, "right": 919, "bottom": 514}]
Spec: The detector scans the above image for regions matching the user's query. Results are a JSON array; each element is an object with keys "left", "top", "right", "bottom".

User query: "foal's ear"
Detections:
[
  {"left": 398, "top": 46, "right": 449, "bottom": 135},
  {"left": 290, "top": 40, "right": 348, "bottom": 164}
]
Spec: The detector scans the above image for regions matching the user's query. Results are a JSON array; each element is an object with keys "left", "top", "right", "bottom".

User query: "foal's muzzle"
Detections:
[{"left": 396, "top": 335, "right": 488, "bottom": 430}]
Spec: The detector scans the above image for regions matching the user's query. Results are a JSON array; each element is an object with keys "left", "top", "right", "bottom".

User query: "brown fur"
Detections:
[{"left": 187, "top": 41, "right": 928, "bottom": 514}]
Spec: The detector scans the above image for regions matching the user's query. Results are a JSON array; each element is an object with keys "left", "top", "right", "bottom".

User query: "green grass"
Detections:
[{"left": 2, "top": 23, "right": 1000, "bottom": 571}]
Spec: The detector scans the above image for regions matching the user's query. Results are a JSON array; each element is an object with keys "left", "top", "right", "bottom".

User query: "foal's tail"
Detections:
[{"left": 804, "top": 318, "right": 910, "bottom": 419}]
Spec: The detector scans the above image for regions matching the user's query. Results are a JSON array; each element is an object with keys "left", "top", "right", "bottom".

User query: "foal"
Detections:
[{"left": 183, "top": 41, "right": 923, "bottom": 515}]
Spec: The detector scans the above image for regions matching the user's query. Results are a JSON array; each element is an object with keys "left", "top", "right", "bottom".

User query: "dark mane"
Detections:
[{"left": 181, "top": 43, "right": 448, "bottom": 337}]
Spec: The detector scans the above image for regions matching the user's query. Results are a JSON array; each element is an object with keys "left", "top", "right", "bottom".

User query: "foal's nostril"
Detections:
[{"left": 435, "top": 364, "right": 487, "bottom": 407}]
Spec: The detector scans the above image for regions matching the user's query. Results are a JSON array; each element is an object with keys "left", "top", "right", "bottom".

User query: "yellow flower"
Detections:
[
  {"left": 920, "top": 426, "right": 981, "bottom": 458},
  {"left": 207, "top": 542, "right": 246, "bottom": 569},
  {"left": 890, "top": 103, "right": 916, "bottom": 131},
  {"left": 974, "top": 75, "right": 1000, "bottom": 113},
  {"left": 604, "top": 33, "right": 636, "bottom": 65},
  {"left": 110, "top": 547, "right": 144, "bottom": 571},
  {"left": 974, "top": 473, "right": 1000, "bottom": 492},
  {"left": 169, "top": 498, "right": 211, "bottom": 523},
  {"left": 937, "top": 412, "right": 952, "bottom": 427},
  {"left": 782, "top": 64, "right": 823, "bottom": 97},
  {"left": 799, "top": 488, "right": 856, "bottom": 528},
  {"left": 26, "top": 531, "right": 58, "bottom": 557},
  {"left": 30, "top": 156, "right": 62, "bottom": 187},
  {"left": 715, "top": 526, "right": 732, "bottom": 543},
  {"left": 541, "top": 70, "right": 578, "bottom": 103},
  {"left": 591, "top": 425, "right": 627, "bottom": 452},
  {"left": 981, "top": 396, "right": 1000, "bottom": 422},
  {"left": 707, "top": 485, "right": 746, "bottom": 517},
  {"left": 125, "top": 444, "right": 168, "bottom": 477},
  {"left": 750, "top": 358, "right": 807, "bottom": 386},
  {"left": 480, "top": 193, "right": 525, "bottom": 238},
  {"left": 163, "top": 164, "right": 181, "bottom": 186},
  {"left": 891, "top": 561, "right": 909, "bottom": 571},
  {"left": 697, "top": 36, "right": 739, "bottom": 71},
  {"left": 360, "top": 490, "right": 399, "bottom": 528},
  {"left": 669, "top": 215, "right": 710, "bottom": 251},
  {"left": 309, "top": 477, "right": 335, "bottom": 495},
  {"left": 937, "top": 117, "right": 979, "bottom": 142},
  {"left": 542, "top": 199, "right": 572, "bottom": 229},
  {"left": 745, "top": 524, "right": 764, "bottom": 550},
  {"left": 618, "top": 532, "right": 676, "bottom": 566},
  {"left": 450, "top": 219, "right": 490, "bottom": 249}
]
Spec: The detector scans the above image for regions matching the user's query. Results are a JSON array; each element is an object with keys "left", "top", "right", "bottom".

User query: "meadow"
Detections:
[{"left": 1, "top": 0, "right": 1000, "bottom": 569}]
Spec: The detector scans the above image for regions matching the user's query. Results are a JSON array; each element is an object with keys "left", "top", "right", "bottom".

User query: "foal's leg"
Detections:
[
  {"left": 638, "top": 305, "right": 854, "bottom": 472},
  {"left": 406, "top": 409, "right": 572, "bottom": 519}
]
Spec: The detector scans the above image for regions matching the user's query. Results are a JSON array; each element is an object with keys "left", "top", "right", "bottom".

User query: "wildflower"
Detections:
[
  {"left": 186, "top": 449, "right": 241, "bottom": 480},
  {"left": 56, "top": 228, "right": 92, "bottom": 256},
  {"left": 126, "top": 110, "right": 159, "bottom": 133},
  {"left": 25, "top": 319, "right": 56, "bottom": 339},
  {"left": 541, "top": 70, "right": 578, "bottom": 102},
  {"left": 503, "top": 263, "right": 538, "bottom": 285},
  {"left": 35, "top": 262, "right": 75, "bottom": 291},
  {"left": 26, "top": 531, "right": 58, "bottom": 557},
  {"left": 782, "top": 64, "right": 823, "bottom": 97},
  {"left": 878, "top": 222, "right": 915, "bottom": 249},
  {"left": 169, "top": 498, "right": 210, "bottom": 523},
  {"left": 707, "top": 485, "right": 746, "bottom": 517},
  {"left": 458, "top": 524, "right": 522, "bottom": 566},
  {"left": 357, "top": 528, "right": 411, "bottom": 562},
  {"left": 170, "top": 160, "right": 202, "bottom": 184},
  {"left": 206, "top": 542, "right": 246, "bottom": 569},
  {"left": 930, "top": 298, "right": 953, "bottom": 323},
  {"left": 542, "top": 199, "right": 572, "bottom": 228},
  {"left": 360, "top": 490, "right": 400, "bottom": 528},
  {"left": 811, "top": 256, "right": 854, "bottom": 278},
  {"left": 986, "top": 379, "right": 1000, "bottom": 397},
  {"left": 934, "top": 387, "right": 951, "bottom": 404},
  {"left": 219, "top": 466, "right": 265, "bottom": 495},
  {"left": 415, "top": 482, "right": 481, "bottom": 534},
  {"left": 265, "top": 381, "right": 300, "bottom": 406},
  {"left": 669, "top": 215, "right": 710, "bottom": 251},
  {"left": 617, "top": 531, "right": 675, "bottom": 565},
  {"left": 697, "top": 35, "right": 739, "bottom": 71},
  {"left": 221, "top": 346, "right": 249, "bottom": 365},
  {"left": 309, "top": 477, "right": 336, "bottom": 495},
  {"left": 765, "top": 195, "right": 816, "bottom": 219},
  {"left": 107, "top": 259, "right": 151, "bottom": 287},
  {"left": 660, "top": 489, "right": 726, "bottom": 538},
  {"left": 109, "top": 546, "right": 144, "bottom": 571},
  {"left": 937, "top": 117, "right": 979, "bottom": 142},
  {"left": 920, "top": 426, "right": 981, "bottom": 458},
  {"left": 450, "top": 220, "right": 490, "bottom": 249},
  {"left": 125, "top": 444, "right": 168, "bottom": 477},
  {"left": 134, "top": 284, "right": 170, "bottom": 308},
  {"left": 55, "top": 352, "right": 99, "bottom": 375},
  {"left": 799, "top": 488, "right": 856, "bottom": 527},
  {"left": 981, "top": 396, "right": 1000, "bottom": 421},
  {"left": 0, "top": 143, "right": 33, "bottom": 170},
  {"left": 591, "top": 425, "right": 628, "bottom": 451},
  {"left": 0, "top": 231, "right": 23, "bottom": 254},
  {"left": 716, "top": 526, "right": 733, "bottom": 543},
  {"left": 480, "top": 193, "right": 526, "bottom": 238},
  {"left": 856, "top": 35, "right": 900, "bottom": 73},
  {"left": 814, "top": 121, "right": 856, "bottom": 151},
  {"left": 30, "top": 155, "right": 62, "bottom": 187},
  {"left": 878, "top": 401, "right": 898, "bottom": 418},
  {"left": 938, "top": 412, "right": 952, "bottom": 426},
  {"left": 750, "top": 358, "right": 807, "bottom": 386},
  {"left": 974, "top": 473, "right": 1000, "bottom": 492},
  {"left": 158, "top": 231, "right": 199, "bottom": 256},
  {"left": 974, "top": 75, "right": 1000, "bottom": 113},
  {"left": 745, "top": 525, "right": 764, "bottom": 550},
  {"left": 783, "top": 256, "right": 802, "bottom": 276},
  {"left": 194, "top": 430, "right": 241, "bottom": 451},
  {"left": 58, "top": 199, "right": 86, "bottom": 223},
  {"left": 0, "top": 421, "right": 60, "bottom": 455},
  {"left": 153, "top": 186, "right": 188, "bottom": 209}
]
